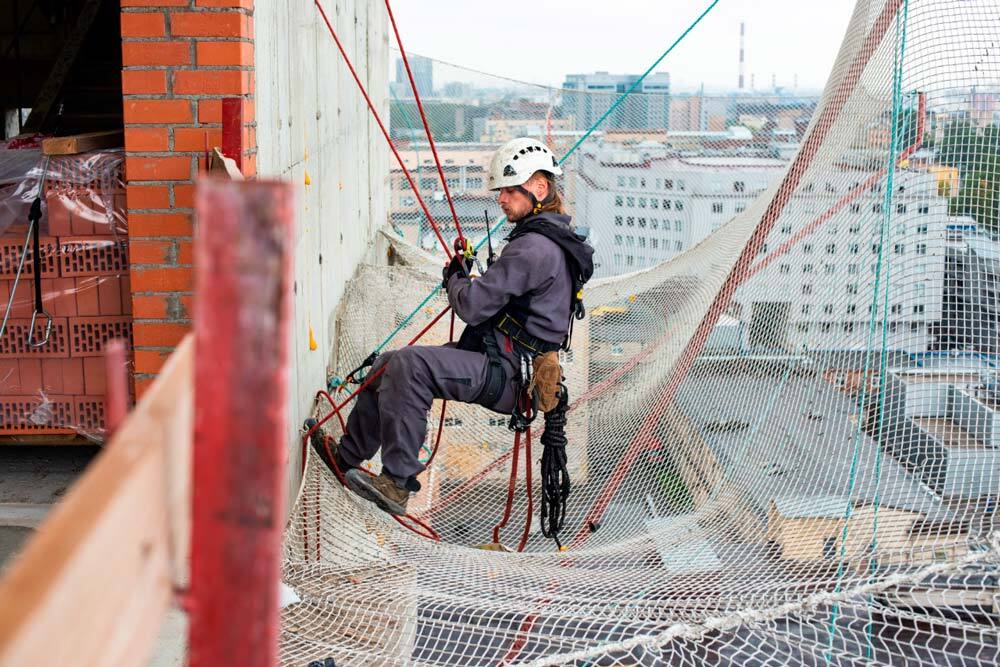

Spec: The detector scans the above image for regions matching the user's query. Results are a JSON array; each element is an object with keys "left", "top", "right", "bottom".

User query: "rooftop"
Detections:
[
  {"left": 911, "top": 417, "right": 985, "bottom": 450},
  {"left": 675, "top": 371, "right": 954, "bottom": 522}
]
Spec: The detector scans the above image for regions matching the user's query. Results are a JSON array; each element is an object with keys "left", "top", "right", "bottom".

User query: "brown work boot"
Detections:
[
  {"left": 304, "top": 418, "right": 353, "bottom": 476},
  {"left": 344, "top": 469, "right": 411, "bottom": 516}
]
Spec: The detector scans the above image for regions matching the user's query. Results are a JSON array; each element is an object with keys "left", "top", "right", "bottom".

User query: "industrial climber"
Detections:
[{"left": 309, "top": 138, "right": 594, "bottom": 517}]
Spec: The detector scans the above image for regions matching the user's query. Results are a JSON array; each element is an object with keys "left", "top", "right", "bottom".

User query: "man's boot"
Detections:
[
  {"left": 344, "top": 469, "right": 413, "bottom": 516},
  {"left": 304, "top": 418, "right": 353, "bottom": 476}
]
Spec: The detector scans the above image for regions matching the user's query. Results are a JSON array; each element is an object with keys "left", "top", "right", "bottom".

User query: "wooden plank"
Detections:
[
  {"left": 188, "top": 179, "right": 294, "bottom": 667},
  {"left": 42, "top": 130, "right": 125, "bottom": 156},
  {"left": 0, "top": 337, "right": 193, "bottom": 666}
]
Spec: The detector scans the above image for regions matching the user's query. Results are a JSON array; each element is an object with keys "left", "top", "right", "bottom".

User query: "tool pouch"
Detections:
[{"left": 529, "top": 351, "right": 563, "bottom": 413}]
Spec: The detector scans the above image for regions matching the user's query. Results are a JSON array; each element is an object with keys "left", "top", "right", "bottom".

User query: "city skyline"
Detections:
[{"left": 387, "top": 0, "right": 856, "bottom": 93}]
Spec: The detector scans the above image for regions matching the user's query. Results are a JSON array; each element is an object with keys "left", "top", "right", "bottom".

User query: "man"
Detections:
[{"left": 309, "top": 138, "right": 593, "bottom": 516}]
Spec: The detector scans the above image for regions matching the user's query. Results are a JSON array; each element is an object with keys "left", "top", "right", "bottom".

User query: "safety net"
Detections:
[{"left": 283, "top": 0, "right": 1000, "bottom": 664}]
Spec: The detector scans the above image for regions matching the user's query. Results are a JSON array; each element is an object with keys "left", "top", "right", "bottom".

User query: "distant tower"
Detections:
[
  {"left": 772, "top": 73, "right": 777, "bottom": 91},
  {"left": 794, "top": 73, "right": 799, "bottom": 90},
  {"left": 738, "top": 22, "right": 746, "bottom": 90}
]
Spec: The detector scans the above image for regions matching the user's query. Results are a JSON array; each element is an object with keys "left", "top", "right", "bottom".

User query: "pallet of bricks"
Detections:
[{"left": 0, "top": 146, "right": 132, "bottom": 442}]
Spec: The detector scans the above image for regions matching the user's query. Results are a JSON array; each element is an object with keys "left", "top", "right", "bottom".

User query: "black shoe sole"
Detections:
[
  {"left": 306, "top": 419, "right": 345, "bottom": 476},
  {"left": 344, "top": 469, "right": 407, "bottom": 516}
]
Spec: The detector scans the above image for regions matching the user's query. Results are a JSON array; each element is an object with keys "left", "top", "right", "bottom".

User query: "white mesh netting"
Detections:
[{"left": 282, "top": 1, "right": 1000, "bottom": 664}]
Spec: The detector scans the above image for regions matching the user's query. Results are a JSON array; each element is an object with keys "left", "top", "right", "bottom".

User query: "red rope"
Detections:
[
  {"left": 491, "top": 430, "right": 522, "bottom": 545},
  {"left": 516, "top": 426, "right": 533, "bottom": 552},
  {"left": 313, "top": 0, "right": 452, "bottom": 259},
  {"left": 384, "top": 0, "right": 464, "bottom": 241}
]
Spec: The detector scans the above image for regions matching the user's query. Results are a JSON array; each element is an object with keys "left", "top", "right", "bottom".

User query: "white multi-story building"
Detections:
[
  {"left": 574, "top": 145, "right": 786, "bottom": 276},
  {"left": 575, "top": 142, "right": 956, "bottom": 353},
  {"left": 737, "top": 169, "right": 951, "bottom": 353}
]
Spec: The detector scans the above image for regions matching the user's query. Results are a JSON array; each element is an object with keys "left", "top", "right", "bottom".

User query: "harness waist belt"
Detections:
[{"left": 495, "top": 313, "right": 562, "bottom": 356}]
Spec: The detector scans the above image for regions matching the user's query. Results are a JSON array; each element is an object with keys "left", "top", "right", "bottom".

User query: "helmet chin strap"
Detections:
[{"left": 515, "top": 184, "right": 552, "bottom": 216}]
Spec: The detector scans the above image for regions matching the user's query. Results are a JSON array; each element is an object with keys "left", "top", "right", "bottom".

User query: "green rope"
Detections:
[
  {"left": 825, "top": 1, "right": 909, "bottom": 661},
  {"left": 332, "top": 0, "right": 722, "bottom": 391}
]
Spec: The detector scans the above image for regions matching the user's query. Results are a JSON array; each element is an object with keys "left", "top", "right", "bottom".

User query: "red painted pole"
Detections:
[
  {"left": 188, "top": 179, "right": 295, "bottom": 667},
  {"left": 221, "top": 98, "right": 244, "bottom": 171}
]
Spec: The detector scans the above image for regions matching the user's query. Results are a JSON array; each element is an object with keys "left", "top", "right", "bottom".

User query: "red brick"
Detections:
[
  {"left": 70, "top": 212, "right": 96, "bottom": 236},
  {"left": 170, "top": 12, "right": 250, "bottom": 38},
  {"left": 198, "top": 98, "right": 254, "bottom": 124},
  {"left": 173, "top": 127, "right": 221, "bottom": 152},
  {"left": 179, "top": 295, "right": 194, "bottom": 319},
  {"left": 243, "top": 152, "right": 257, "bottom": 178},
  {"left": 173, "top": 184, "right": 195, "bottom": 208},
  {"left": 134, "top": 349, "right": 171, "bottom": 375},
  {"left": 134, "top": 375, "right": 155, "bottom": 400},
  {"left": 43, "top": 278, "right": 78, "bottom": 317},
  {"left": 195, "top": 0, "right": 253, "bottom": 7},
  {"left": 19, "top": 359, "right": 42, "bottom": 394},
  {"left": 2, "top": 280, "right": 31, "bottom": 318},
  {"left": 196, "top": 40, "right": 253, "bottom": 66},
  {"left": 75, "top": 277, "right": 100, "bottom": 316},
  {"left": 126, "top": 184, "right": 170, "bottom": 210},
  {"left": 131, "top": 294, "right": 169, "bottom": 319},
  {"left": 132, "top": 322, "right": 190, "bottom": 347},
  {"left": 129, "top": 212, "right": 193, "bottom": 236},
  {"left": 43, "top": 358, "right": 85, "bottom": 395},
  {"left": 122, "top": 0, "right": 188, "bottom": 6},
  {"left": 83, "top": 357, "right": 108, "bottom": 395},
  {"left": 122, "top": 41, "right": 191, "bottom": 66},
  {"left": 173, "top": 70, "right": 250, "bottom": 95},
  {"left": 45, "top": 193, "right": 73, "bottom": 236},
  {"left": 121, "top": 12, "right": 165, "bottom": 37},
  {"left": 129, "top": 239, "right": 172, "bottom": 264},
  {"left": 124, "top": 99, "right": 192, "bottom": 124},
  {"left": 122, "top": 70, "right": 168, "bottom": 95},
  {"left": 124, "top": 127, "right": 169, "bottom": 152},
  {"left": 131, "top": 267, "right": 194, "bottom": 292},
  {"left": 98, "top": 276, "right": 125, "bottom": 315},
  {"left": 0, "top": 360, "right": 20, "bottom": 391},
  {"left": 121, "top": 277, "right": 133, "bottom": 316},
  {"left": 126, "top": 156, "right": 192, "bottom": 181},
  {"left": 176, "top": 240, "right": 194, "bottom": 265}
]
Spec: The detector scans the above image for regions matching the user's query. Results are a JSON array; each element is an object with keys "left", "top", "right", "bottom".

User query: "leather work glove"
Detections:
[{"left": 529, "top": 351, "right": 563, "bottom": 413}]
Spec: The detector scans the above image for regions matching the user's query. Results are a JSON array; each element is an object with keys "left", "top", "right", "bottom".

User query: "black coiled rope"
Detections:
[{"left": 539, "top": 384, "right": 571, "bottom": 547}]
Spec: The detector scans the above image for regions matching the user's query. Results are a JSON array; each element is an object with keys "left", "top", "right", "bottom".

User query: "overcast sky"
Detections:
[{"left": 387, "top": 0, "right": 857, "bottom": 93}]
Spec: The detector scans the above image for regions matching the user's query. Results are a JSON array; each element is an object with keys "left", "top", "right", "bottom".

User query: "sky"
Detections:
[{"left": 387, "top": 0, "right": 858, "bottom": 93}]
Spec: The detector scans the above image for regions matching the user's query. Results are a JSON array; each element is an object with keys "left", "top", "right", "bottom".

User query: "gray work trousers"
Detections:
[{"left": 339, "top": 342, "right": 518, "bottom": 486}]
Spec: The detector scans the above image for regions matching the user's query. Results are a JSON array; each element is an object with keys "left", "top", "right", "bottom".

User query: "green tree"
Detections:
[{"left": 939, "top": 121, "right": 1000, "bottom": 235}]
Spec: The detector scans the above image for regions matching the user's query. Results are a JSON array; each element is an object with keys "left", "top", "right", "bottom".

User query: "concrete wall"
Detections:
[
  {"left": 953, "top": 388, "right": 1000, "bottom": 448},
  {"left": 254, "top": 0, "right": 389, "bottom": 499}
]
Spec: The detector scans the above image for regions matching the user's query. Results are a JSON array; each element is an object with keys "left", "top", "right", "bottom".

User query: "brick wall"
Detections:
[{"left": 121, "top": 0, "right": 255, "bottom": 396}]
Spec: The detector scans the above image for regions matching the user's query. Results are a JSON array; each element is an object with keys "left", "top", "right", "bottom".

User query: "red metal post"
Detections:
[
  {"left": 188, "top": 179, "right": 295, "bottom": 667},
  {"left": 221, "top": 97, "right": 244, "bottom": 171}
]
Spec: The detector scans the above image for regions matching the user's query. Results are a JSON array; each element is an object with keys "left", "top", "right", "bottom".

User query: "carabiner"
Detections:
[{"left": 27, "top": 310, "right": 53, "bottom": 348}]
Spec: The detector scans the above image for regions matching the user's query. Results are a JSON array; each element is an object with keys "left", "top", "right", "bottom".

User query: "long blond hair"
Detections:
[{"left": 535, "top": 172, "right": 566, "bottom": 215}]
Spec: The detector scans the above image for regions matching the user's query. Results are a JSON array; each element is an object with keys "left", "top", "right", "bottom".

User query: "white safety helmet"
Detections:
[{"left": 487, "top": 137, "right": 563, "bottom": 190}]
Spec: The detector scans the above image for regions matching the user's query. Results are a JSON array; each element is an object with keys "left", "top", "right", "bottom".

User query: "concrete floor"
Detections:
[{"left": 0, "top": 445, "right": 186, "bottom": 666}]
